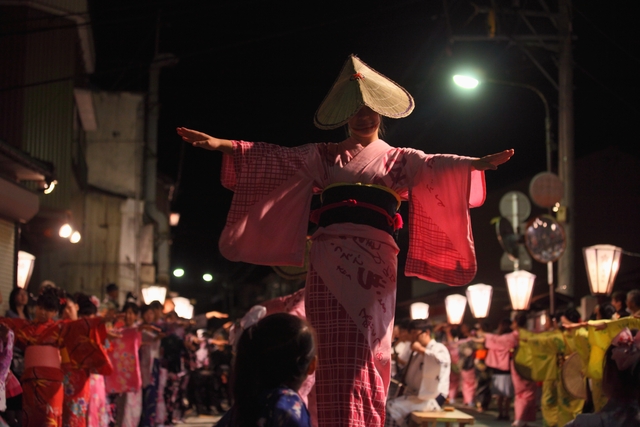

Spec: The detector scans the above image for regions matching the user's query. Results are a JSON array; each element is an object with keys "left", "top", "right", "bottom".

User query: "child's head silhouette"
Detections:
[{"left": 233, "top": 312, "right": 316, "bottom": 426}]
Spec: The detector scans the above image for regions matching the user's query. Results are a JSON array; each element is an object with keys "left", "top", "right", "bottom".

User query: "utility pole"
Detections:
[
  {"left": 556, "top": 0, "right": 575, "bottom": 297},
  {"left": 447, "top": 0, "right": 575, "bottom": 299}
]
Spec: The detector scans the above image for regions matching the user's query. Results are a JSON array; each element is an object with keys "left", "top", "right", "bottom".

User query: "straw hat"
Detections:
[{"left": 314, "top": 54, "right": 415, "bottom": 130}]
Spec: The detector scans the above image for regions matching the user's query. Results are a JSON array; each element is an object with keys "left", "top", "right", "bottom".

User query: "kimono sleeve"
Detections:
[
  {"left": 61, "top": 317, "right": 113, "bottom": 376},
  {"left": 0, "top": 318, "right": 29, "bottom": 349},
  {"left": 485, "top": 332, "right": 518, "bottom": 351},
  {"left": 219, "top": 140, "right": 318, "bottom": 266},
  {"left": 404, "top": 153, "right": 486, "bottom": 286}
]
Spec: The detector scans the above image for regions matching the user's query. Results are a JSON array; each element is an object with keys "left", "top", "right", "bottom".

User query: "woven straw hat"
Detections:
[{"left": 314, "top": 54, "right": 415, "bottom": 130}]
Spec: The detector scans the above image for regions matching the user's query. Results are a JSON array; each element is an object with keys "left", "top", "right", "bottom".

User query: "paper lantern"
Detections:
[
  {"left": 505, "top": 270, "right": 536, "bottom": 310},
  {"left": 172, "top": 296, "right": 194, "bottom": 319},
  {"left": 17, "top": 251, "right": 35, "bottom": 289},
  {"left": 583, "top": 244, "right": 622, "bottom": 295},
  {"left": 466, "top": 284, "right": 493, "bottom": 318},
  {"left": 445, "top": 294, "right": 467, "bottom": 325},
  {"left": 410, "top": 302, "right": 429, "bottom": 320},
  {"left": 141, "top": 285, "right": 167, "bottom": 304}
]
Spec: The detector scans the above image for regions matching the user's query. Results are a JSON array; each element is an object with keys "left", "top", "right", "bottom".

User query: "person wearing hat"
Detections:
[
  {"left": 177, "top": 55, "right": 512, "bottom": 427},
  {"left": 386, "top": 320, "right": 451, "bottom": 426}
]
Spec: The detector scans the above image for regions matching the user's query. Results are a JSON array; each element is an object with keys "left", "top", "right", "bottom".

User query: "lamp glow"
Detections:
[
  {"left": 445, "top": 294, "right": 467, "bottom": 325},
  {"left": 583, "top": 244, "right": 622, "bottom": 295},
  {"left": 173, "top": 268, "right": 185, "bottom": 278},
  {"left": 202, "top": 273, "right": 213, "bottom": 282},
  {"left": 69, "top": 231, "right": 81, "bottom": 243},
  {"left": 505, "top": 270, "right": 536, "bottom": 310},
  {"left": 170, "top": 212, "right": 180, "bottom": 226},
  {"left": 17, "top": 251, "right": 35, "bottom": 289},
  {"left": 44, "top": 180, "right": 57, "bottom": 194},
  {"left": 172, "top": 296, "right": 194, "bottom": 319},
  {"left": 466, "top": 284, "right": 493, "bottom": 318},
  {"left": 59, "top": 224, "right": 72, "bottom": 238},
  {"left": 453, "top": 74, "right": 480, "bottom": 89},
  {"left": 141, "top": 286, "right": 167, "bottom": 304},
  {"left": 410, "top": 302, "right": 429, "bottom": 320}
]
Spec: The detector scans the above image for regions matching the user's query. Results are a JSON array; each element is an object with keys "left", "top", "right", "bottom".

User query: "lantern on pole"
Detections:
[
  {"left": 445, "top": 294, "right": 467, "bottom": 325},
  {"left": 141, "top": 285, "right": 167, "bottom": 304},
  {"left": 466, "top": 284, "right": 493, "bottom": 318},
  {"left": 505, "top": 270, "right": 536, "bottom": 310},
  {"left": 410, "top": 302, "right": 429, "bottom": 320},
  {"left": 172, "top": 296, "right": 194, "bottom": 319},
  {"left": 583, "top": 244, "right": 622, "bottom": 295}
]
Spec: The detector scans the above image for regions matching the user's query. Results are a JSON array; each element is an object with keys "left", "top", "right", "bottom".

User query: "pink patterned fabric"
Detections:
[
  {"left": 460, "top": 368, "right": 476, "bottom": 405},
  {"left": 219, "top": 139, "right": 485, "bottom": 427},
  {"left": 105, "top": 327, "right": 142, "bottom": 394},
  {"left": 485, "top": 331, "right": 536, "bottom": 423},
  {"left": 88, "top": 374, "right": 109, "bottom": 427}
]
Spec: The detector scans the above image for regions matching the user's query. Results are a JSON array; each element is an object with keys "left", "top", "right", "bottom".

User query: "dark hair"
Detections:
[
  {"left": 106, "top": 283, "right": 118, "bottom": 293},
  {"left": 122, "top": 302, "right": 140, "bottom": 315},
  {"left": 513, "top": 312, "right": 528, "bottom": 328},
  {"left": 497, "top": 318, "right": 512, "bottom": 335},
  {"left": 232, "top": 313, "right": 316, "bottom": 427},
  {"left": 9, "top": 288, "right": 29, "bottom": 317},
  {"left": 395, "top": 317, "right": 411, "bottom": 331},
  {"left": 140, "top": 304, "right": 154, "bottom": 316},
  {"left": 75, "top": 293, "right": 98, "bottom": 317},
  {"left": 408, "top": 319, "right": 432, "bottom": 333},
  {"left": 612, "top": 291, "right": 627, "bottom": 307},
  {"left": 600, "top": 303, "right": 617, "bottom": 320},
  {"left": 37, "top": 285, "right": 65, "bottom": 312},
  {"left": 564, "top": 308, "right": 581, "bottom": 324},
  {"left": 150, "top": 300, "right": 163, "bottom": 310},
  {"left": 602, "top": 329, "right": 640, "bottom": 405}
]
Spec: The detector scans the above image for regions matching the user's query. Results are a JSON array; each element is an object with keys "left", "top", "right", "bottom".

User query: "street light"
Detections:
[
  {"left": 505, "top": 270, "right": 536, "bottom": 310},
  {"left": 410, "top": 302, "right": 429, "bottom": 320},
  {"left": 466, "top": 284, "right": 493, "bottom": 318},
  {"left": 452, "top": 74, "right": 552, "bottom": 173},
  {"left": 583, "top": 244, "right": 622, "bottom": 295},
  {"left": 445, "top": 294, "right": 467, "bottom": 325},
  {"left": 203, "top": 273, "right": 213, "bottom": 282},
  {"left": 173, "top": 268, "right": 185, "bottom": 278}
]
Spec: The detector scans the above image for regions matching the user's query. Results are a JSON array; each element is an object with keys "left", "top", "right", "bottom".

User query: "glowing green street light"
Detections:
[
  {"left": 202, "top": 273, "right": 213, "bottom": 282},
  {"left": 453, "top": 74, "right": 479, "bottom": 89},
  {"left": 173, "top": 268, "right": 185, "bottom": 278}
]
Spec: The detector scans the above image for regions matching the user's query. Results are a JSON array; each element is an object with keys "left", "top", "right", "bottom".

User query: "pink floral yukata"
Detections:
[{"left": 219, "top": 138, "right": 486, "bottom": 427}]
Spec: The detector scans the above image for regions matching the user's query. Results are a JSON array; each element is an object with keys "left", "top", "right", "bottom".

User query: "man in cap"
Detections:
[
  {"left": 177, "top": 55, "right": 512, "bottom": 427},
  {"left": 386, "top": 320, "right": 451, "bottom": 426}
]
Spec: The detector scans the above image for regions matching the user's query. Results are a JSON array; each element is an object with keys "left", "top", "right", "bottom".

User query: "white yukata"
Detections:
[{"left": 386, "top": 340, "right": 451, "bottom": 427}]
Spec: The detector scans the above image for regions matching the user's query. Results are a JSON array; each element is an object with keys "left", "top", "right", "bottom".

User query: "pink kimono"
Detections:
[
  {"left": 220, "top": 139, "right": 485, "bottom": 427},
  {"left": 485, "top": 331, "right": 536, "bottom": 424}
]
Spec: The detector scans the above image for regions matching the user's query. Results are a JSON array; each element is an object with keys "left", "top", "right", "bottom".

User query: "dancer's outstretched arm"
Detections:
[
  {"left": 470, "top": 149, "right": 514, "bottom": 171},
  {"left": 176, "top": 127, "right": 233, "bottom": 154}
]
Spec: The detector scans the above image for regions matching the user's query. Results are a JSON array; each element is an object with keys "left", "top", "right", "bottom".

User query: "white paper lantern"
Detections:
[
  {"left": 445, "top": 294, "right": 467, "bottom": 325},
  {"left": 141, "top": 285, "right": 167, "bottom": 304},
  {"left": 505, "top": 270, "right": 536, "bottom": 310},
  {"left": 172, "top": 296, "right": 194, "bottom": 319},
  {"left": 410, "top": 302, "right": 429, "bottom": 320},
  {"left": 466, "top": 284, "right": 493, "bottom": 318},
  {"left": 17, "top": 251, "right": 35, "bottom": 289},
  {"left": 583, "top": 244, "right": 622, "bottom": 295}
]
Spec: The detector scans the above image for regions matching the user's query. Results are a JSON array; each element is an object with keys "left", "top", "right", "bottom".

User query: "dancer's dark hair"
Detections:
[
  {"left": 37, "top": 285, "right": 65, "bottom": 312},
  {"left": 75, "top": 293, "right": 98, "bottom": 317},
  {"left": 231, "top": 313, "right": 316, "bottom": 427}
]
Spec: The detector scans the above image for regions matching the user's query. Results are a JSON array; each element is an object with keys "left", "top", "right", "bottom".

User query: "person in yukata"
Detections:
[
  {"left": 177, "top": 54, "right": 513, "bottom": 427},
  {"left": 564, "top": 327, "right": 640, "bottom": 427},
  {"left": 217, "top": 312, "right": 316, "bottom": 427},
  {"left": 386, "top": 320, "right": 451, "bottom": 427},
  {"left": 0, "top": 287, "right": 113, "bottom": 427}
]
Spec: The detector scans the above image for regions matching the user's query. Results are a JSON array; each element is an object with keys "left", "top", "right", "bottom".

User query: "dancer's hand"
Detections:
[
  {"left": 471, "top": 149, "right": 514, "bottom": 171},
  {"left": 176, "top": 127, "right": 233, "bottom": 154}
]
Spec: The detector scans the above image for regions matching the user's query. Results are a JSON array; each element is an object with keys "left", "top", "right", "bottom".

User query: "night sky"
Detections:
[{"left": 88, "top": 1, "right": 640, "bottom": 311}]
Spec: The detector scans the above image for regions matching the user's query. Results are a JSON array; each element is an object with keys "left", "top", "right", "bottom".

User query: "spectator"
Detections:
[
  {"left": 102, "top": 283, "right": 119, "bottom": 313},
  {"left": 625, "top": 290, "right": 640, "bottom": 317},
  {"left": 5, "top": 288, "right": 30, "bottom": 320},
  {"left": 481, "top": 318, "right": 514, "bottom": 421},
  {"left": 217, "top": 313, "right": 316, "bottom": 427},
  {"left": 386, "top": 319, "right": 451, "bottom": 426},
  {"left": 564, "top": 327, "right": 640, "bottom": 427},
  {"left": 611, "top": 291, "right": 628, "bottom": 319}
]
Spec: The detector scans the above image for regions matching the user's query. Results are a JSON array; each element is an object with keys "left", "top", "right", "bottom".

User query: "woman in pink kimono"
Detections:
[{"left": 177, "top": 55, "right": 513, "bottom": 427}]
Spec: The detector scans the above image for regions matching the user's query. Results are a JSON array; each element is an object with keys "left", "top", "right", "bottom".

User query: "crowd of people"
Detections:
[
  {"left": 0, "top": 283, "right": 232, "bottom": 427},
  {"left": 386, "top": 289, "right": 640, "bottom": 427}
]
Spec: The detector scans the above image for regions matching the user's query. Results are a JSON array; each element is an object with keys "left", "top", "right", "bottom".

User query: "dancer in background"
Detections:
[
  {"left": 0, "top": 286, "right": 112, "bottom": 427},
  {"left": 178, "top": 54, "right": 512, "bottom": 426}
]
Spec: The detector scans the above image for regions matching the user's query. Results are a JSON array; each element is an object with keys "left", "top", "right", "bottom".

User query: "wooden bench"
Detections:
[{"left": 409, "top": 408, "right": 475, "bottom": 427}]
